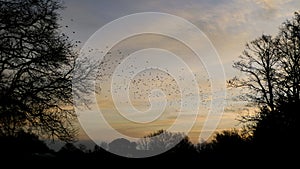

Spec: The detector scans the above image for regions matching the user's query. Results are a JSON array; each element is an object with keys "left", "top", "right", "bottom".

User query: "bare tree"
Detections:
[
  {"left": 231, "top": 35, "right": 279, "bottom": 111},
  {"left": 0, "top": 0, "right": 77, "bottom": 141},
  {"left": 232, "top": 12, "right": 300, "bottom": 109},
  {"left": 137, "top": 130, "right": 184, "bottom": 152},
  {"left": 276, "top": 12, "right": 300, "bottom": 104},
  {"left": 231, "top": 12, "right": 300, "bottom": 134}
]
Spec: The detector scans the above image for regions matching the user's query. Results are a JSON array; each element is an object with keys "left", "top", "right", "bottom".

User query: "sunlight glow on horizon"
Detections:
[{"left": 63, "top": 0, "right": 300, "bottom": 143}]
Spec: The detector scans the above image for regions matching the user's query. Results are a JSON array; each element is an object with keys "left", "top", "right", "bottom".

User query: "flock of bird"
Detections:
[{"left": 91, "top": 47, "right": 214, "bottom": 111}]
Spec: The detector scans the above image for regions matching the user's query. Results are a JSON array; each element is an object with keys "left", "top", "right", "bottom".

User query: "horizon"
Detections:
[
  {"left": 1, "top": 0, "right": 299, "bottom": 162},
  {"left": 60, "top": 0, "right": 300, "bottom": 144}
]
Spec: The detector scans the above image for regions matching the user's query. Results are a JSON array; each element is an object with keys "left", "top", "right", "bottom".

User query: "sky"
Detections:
[{"left": 60, "top": 0, "right": 300, "bottom": 144}]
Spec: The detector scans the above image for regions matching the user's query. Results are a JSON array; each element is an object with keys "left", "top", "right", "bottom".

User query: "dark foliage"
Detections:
[
  {"left": 0, "top": 0, "right": 77, "bottom": 141},
  {"left": 0, "top": 0, "right": 298, "bottom": 166}
]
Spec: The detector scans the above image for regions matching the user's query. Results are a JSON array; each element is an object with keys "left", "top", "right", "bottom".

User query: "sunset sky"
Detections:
[{"left": 60, "top": 0, "right": 300, "bottom": 143}]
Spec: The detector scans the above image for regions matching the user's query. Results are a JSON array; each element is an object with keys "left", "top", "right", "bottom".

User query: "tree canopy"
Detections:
[
  {"left": 0, "top": 0, "right": 77, "bottom": 141},
  {"left": 231, "top": 12, "right": 300, "bottom": 142},
  {"left": 232, "top": 12, "right": 300, "bottom": 111}
]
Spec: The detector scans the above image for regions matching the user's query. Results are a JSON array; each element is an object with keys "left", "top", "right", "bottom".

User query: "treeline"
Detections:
[
  {"left": 0, "top": 0, "right": 299, "bottom": 166},
  {"left": 0, "top": 127, "right": 296, "bottom": 164}
]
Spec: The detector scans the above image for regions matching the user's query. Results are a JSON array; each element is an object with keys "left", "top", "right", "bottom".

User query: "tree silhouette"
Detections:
[
  {"left": 231, "top": 34, "right": 279, "bottom": 111},
  {"left": 231, "top": 13, "right": 299, "bottom": 108},
  {"left": 211, "top": 130, "right": 249, "bottom": 153},
  {"left": 231, "top": 12, "right": 300, "bottom": 154},
  {"left": 276, "top": 12, "right": 300, "bottom": 104},
  {"left": 108, "top": 138, "right": 137, "bottom": 157},
  {"left": 58, "top": 142, "right": 83, "bottom": 154},
  {"left": 0, "top": 130, "right": 50, "bottom": 154},
  {"left": 252, "top": 101, "right": 299, "bottom": 153},
  {"left": 0, "top": 0, "right": 77, "bottom": 141},
  {"left": 137, "top": 130, "right": 184, "bottom": 152},
  {"left": 162, "top": 135, "right": 198, "bottom": 160},
  {"left": 231, "top": 12, "right": 300, "bottom": 123}
]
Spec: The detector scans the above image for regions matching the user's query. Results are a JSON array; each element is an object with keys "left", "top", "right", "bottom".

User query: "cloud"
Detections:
[
  {"left": 64, "top": 0, "right": 300, "bottom": 142},
  {"left": 253, "top": 0, "right": 291, "bottom": 10}
]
